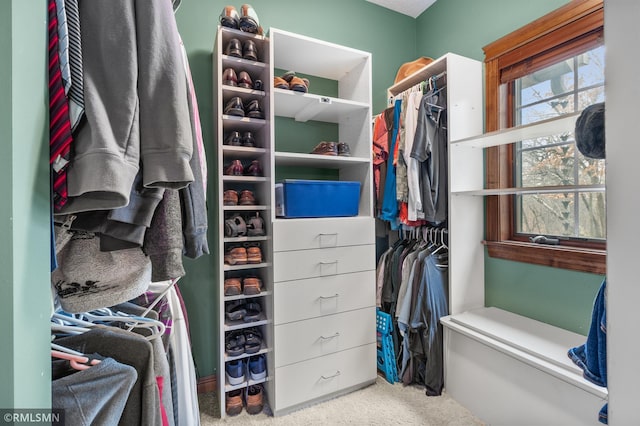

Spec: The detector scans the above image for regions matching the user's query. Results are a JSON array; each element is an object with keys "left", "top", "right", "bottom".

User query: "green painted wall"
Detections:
[
  {"left": 174, "top": 0, "right": 417, "bottom": 378},
  {"left": 416, "top": 0, "right": 604, "bottom": 335},
  {"left": 0, "top": 0, "right": 51, "bottom": 409}
]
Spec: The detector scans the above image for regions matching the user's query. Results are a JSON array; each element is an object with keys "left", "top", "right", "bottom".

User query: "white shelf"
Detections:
[
  {"left": 221, "top": 54, "right": 268, "bottom": 74},
  {"left": 387, "top": 54, "right": 448, "bottom": 97},
  {"left": 225, "top": 376, "right": 270, "bottom": 392},
  {"left": 222, "top": 115, "right": 267, "bottom": 128},
  {"left": 273, "top": 89, "right": 368, "bottom": 123},
  {"left": 222, "top": 85, "right": 266, "bottom": 98},
  {"left": 274, "top": 152, "right": 371, "bottom": 168},
  {"left": 453, "top": 184, "right": 605, "bottom": 196},
  {"left": 222, "top": 176, "right": 268, "bottom": 183},
  {"left": 224, "top": 262, "right": 270, "bottom": 272},
  {"left": 225, "top": 316, "right": 271, "bottom": 331},
  {"left": 224, "top": 290, "right": 273, "bottom": 302},
  {"left": 223, "top": 236, "right": 269, "bottom": 243},
  {"left": 451, "top": 112, "right": 581, "bottom": 148},
  {"left": 270, "top": 28, "right": 369, "bottom": 80},
  {"left": 223, "top": 205, "right": 269, "bottom": 211},
  {"left": 225, "top": 343, "right": 271, "bottom": 362},
  {"left": 441, "top": 307, "right": 607, "bottom": 399},
  {"left": 223, "top": 146, "right": 268, "bottom": 158}
]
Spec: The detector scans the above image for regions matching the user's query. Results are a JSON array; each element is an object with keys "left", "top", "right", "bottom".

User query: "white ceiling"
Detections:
[{"left": 365, "top": 0, "right": 438, "bottom": 18}]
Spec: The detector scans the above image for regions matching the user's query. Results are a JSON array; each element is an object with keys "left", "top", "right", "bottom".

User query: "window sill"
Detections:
[{"left": 484, "top": 240, "right": 606, "bottom": 275}]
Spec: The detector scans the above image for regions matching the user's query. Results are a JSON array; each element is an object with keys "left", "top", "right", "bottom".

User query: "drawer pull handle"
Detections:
[
  {"left": 319, "top": 260, "right": 338, "bottom": 265},
  {"left": 319, "top": 233, "right": 338, "bottom": 236},
  {"left": 318, "top": 294, "right": 339, "bottom": 300},
  {"left": 319, "top": 332, "right": 340, "bottom": 340},
  {"left": 320, "top": 370, "right": 341, "bottom": 380}
]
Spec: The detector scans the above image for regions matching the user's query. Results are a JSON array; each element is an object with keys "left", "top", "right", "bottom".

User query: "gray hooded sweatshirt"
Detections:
[{"left": 58, "top": 0, "right": 194, "bottom": 214}]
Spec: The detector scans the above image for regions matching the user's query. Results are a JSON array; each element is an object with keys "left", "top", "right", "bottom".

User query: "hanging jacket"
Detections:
[{"left": 58, "top": 0, "right": 194, "bottom": 215}]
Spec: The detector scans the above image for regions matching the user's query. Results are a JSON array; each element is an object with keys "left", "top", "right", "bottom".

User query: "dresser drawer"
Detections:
[
  {"left": 272, "top": 217, "right": 374, "bottom": 252},
  {"left": 274, "top": 307, "right": 376, "bottom": 367},
  {"left": 273, "top": 244, "right": 375, "bottom": 282},
  {"left": 274, "top": 270, "right": 375, "bottom": 324},
  {"left": 274, "top": 343, "right": 377, "bottom": 411}
]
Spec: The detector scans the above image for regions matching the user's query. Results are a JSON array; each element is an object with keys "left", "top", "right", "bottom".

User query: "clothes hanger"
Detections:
[
  {"left": 79, "top": 310, "right": 166, "bottom": 340},
  {"left": 51, "top": 348, "right": 101, "bottom": 371}
]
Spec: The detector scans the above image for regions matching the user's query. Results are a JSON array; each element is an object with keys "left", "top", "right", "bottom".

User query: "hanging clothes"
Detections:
[
  {"left": 377, "top": 227, "right": 449, "bottom": 395},
  {"left": 410, "top": 85, "right": 448, "bottom": 224}
]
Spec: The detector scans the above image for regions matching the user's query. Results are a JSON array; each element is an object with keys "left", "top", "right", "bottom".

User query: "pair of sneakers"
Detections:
[
  {"left": 225, "top": 354, "right": 267, "bottom": 386},
  {"left": 225, "top": 384, "right": 264, "bottom": 416}
]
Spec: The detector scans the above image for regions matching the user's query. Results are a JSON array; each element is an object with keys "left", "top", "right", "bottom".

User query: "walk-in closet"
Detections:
[{"left": 3, "top": 0, "right": 639, "bottom": 425}]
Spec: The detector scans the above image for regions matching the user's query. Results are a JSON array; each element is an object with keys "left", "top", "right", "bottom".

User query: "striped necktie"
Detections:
[{"left": 49, "top": 0, "right": 73, "bottom": 211}]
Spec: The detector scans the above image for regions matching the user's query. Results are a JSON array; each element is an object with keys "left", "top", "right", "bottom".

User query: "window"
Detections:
[{"left": 483, "top": 0, "right": 605, "bottom": 274}]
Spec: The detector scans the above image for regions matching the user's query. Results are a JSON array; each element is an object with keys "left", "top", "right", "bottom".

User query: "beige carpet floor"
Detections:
[{"left": 199, "top": 377, "right": 484, "bottom": 425}]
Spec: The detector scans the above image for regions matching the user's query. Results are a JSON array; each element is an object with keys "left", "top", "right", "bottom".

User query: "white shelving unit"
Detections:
[
  {"left": 268, "top": 28, "right": 376, "bottom": 416},
  {"left": 213, "top": 26, "right": 274, "bottom": 418},
  {"left": 442, "top": 110, "right": 608, "bottom": 424}
]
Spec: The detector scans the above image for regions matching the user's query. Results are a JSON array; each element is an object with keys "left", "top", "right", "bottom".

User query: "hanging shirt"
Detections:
[
  {"left": 411, "top": 88, "right": 448, "bottom": 224},
  {"left": 379, "top": 99, "right": 402, "bottom": 228}
]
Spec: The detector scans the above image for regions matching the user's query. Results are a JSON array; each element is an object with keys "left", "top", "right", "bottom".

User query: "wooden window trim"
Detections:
[{"left": 483, "top": 0, "right": 605, "bottom": 274}]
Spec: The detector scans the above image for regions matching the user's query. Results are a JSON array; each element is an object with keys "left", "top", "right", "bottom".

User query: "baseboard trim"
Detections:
[{"left": 197, "top": 375, "right": 217, "bottom": 394}]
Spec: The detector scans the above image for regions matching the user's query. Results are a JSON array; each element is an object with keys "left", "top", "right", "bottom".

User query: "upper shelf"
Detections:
[
  {"left": 273, "top": 89, "right": 368, "bottom": 123},
  {"left": 270, "top": 28, "right": 370, "bottom": 81},
  {"left": 451, "top": 112, "right": 581, "bottom": 149}
]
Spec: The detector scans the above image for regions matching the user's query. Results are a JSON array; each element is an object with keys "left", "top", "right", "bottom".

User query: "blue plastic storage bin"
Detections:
[{"left": 275, "top": 179, "right": 360, "bottom": 218}]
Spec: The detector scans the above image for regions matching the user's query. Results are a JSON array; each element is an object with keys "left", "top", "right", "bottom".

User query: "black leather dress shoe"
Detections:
[
  {"left": 243, "top": 39, "right": 258, "bottom": 61},
  {"left": 225, "top": 131, "right": 242, "bottom": 146},
  {"left": 242, "top": 131, "right": 256, "bottom": 147},
  {"left": 244, "top": 99, "right": 264, "bottom": 119},
  {"left": 224, "top": 97, "right": 245, "bottom": 117},
  {"left": 225, "top": 38, "right": 242, "bottom": 58}
]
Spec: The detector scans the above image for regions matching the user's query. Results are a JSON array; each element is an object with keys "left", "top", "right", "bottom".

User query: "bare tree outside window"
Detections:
[{"left": 513, "top": 45, "right": 605, "bottom": 240}]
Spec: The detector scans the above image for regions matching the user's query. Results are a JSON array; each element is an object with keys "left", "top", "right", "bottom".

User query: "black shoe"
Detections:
[
  {"left": 220, "top": 6, "right": 240, "bottom": 29},
  {"left": 224, "top": 97, "right": 245, "bottom": 117},
  {"left": 225, "top": 38, "right": 242, "bottom": 58},
  {"left": 245, "top": 99, "right": 263, "bottom": 119},
  {"left": 242, "top": 131, "right": 256, "bottom": 147},
  {"left": 338, "top": 142, "right": 351, "bottom": 157},
  {"left": 243, "top": 39, "right": 258, "bottom": 61},
  {"left": 239, "top": 4, "right": 260, "bottom": 34},
  {"left": 253, "top": 79, "right": 263, "bottom": 91},
  {"left": 238, "top": 71, "right": 253, "bottom": 89},
  {"left": 225, "top": 131, "right": 242, "bottom": 146},
  {"left": 222, "top": 68, "right": 238, "bottom": 87}
]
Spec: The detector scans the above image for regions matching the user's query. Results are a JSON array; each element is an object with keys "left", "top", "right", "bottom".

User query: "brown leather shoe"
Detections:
[
  {"left": 246, "top": 246, "right": 262, "bottom": 264},
  {"left": 245, "top": 159, "right": 262, "bottom": 176},
  {"left": 223, "top": 189, "right": 239, "bottom": 206},
  {"left": 226, "top": 389, "right": 243, "bottom": 416},
  {"left": 310, "top": 141, "right": 338, "bottom": 156},
  {"left": 289, "top": 76, "right": 309, "bottom": 93},
  {"left": 224, "top": 278, "right": 242, "bottom": 296},
  {"left": 246, "top": 384, "right": 264, "bottom": 415},
  {"left": 238, "top": 71, "right": 253, "bottom": 89},
  {"left": 224, "top": 160, "right": 244, "bottom": 176},
  {"left": 243, "top": 276, "right": 262, "bottom": 295},
  {"left": 273, "top": 76, "right": 289, "bottom": 89},
  {"left": 222, "top": 68, "right": 238, "bottom": 86},
  {"left": 224, "top": 247, "right": 248, "bottom": 265},
  {"left": 239, "top": 190, "right": 256, "bottom": 205}
]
